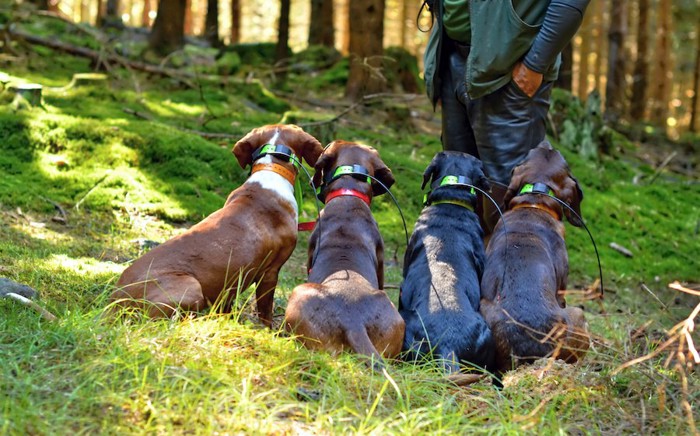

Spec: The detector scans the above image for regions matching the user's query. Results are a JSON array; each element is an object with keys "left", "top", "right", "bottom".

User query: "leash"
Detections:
[
  {"left": 514, "top": 183, "right": 605, "bottom": 300},
  {"left": 526, "top": 192, "right": 604, "bottom": 301}
]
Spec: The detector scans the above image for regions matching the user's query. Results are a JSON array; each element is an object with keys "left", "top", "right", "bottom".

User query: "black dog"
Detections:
[{"left": 400, "top": 151, "right": 495, "bottom": 379}]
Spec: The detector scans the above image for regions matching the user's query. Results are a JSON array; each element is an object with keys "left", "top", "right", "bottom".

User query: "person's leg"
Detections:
[
  {"left": 468, "top": 80, "right": 553, "bottom": 233},
  {"left": 440, "top": 38, "right": 478, "bottom": 156}
]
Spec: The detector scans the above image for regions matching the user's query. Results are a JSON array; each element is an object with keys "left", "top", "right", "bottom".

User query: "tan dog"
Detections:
[
  {"left": 284, "top": 141, "right": 405, "bottom": 365},
  {"left": 480, "top": 141, "right": 590, "bottom": 374},
  {"left": 110, "top": 124, "right": 323, "bottom": 325}
]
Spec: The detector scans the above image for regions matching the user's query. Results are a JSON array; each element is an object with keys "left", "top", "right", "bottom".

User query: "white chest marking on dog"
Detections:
[{"left": 247, "top": 154, "right": 298, "bottom": 222}]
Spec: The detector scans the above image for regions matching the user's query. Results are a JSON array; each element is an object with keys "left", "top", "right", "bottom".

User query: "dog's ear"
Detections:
[
  {"left": 311, "top": 143, "right": 335, "bottom": 190},
  {"left": 232, "top": 129, "right": 261, "bottom": 169},
  {"left": 372, "top": 164, "right": 395, "bottom": 196},
  {"left": 562, "top": 174, "right": 584, "bottom": 226},
  {"left": 502, "top": 164, "right": 524, "bottom": 209},
  {"left": 474, "top": 160, "right": 491, "bottom": 193},
  {"left": 297, "top": 131, "right": 324, "bottom": 167},
  {"left": 421, "top": 159, "right": 437, "bottom": 190}
]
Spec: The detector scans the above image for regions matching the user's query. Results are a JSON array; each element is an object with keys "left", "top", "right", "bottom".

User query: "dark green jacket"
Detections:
[{"left": 425, "top": 0, "right": 589, "bottom": 104}]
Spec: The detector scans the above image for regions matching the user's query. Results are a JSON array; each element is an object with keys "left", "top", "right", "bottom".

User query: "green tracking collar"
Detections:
[{"left": 518, "top": 183, "right": 555, "bottom": 197}]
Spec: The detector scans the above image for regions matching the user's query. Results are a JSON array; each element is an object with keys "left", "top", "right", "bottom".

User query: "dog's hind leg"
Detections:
[{"left": 144, "top": 274, "right": 206, "bottom": 318}]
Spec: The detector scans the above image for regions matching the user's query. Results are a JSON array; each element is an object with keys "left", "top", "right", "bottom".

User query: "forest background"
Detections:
[{"left": 0, "top": 0, "right": 699, "bottom": 434}]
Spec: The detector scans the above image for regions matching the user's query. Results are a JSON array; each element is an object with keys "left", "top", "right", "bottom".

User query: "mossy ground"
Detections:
[{"left": 1, "top": 13, "right": 699, "bottom": 435}]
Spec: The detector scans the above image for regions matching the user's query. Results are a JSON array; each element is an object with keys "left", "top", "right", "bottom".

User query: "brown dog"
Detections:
[
  {"left": 109, "top": 124, "right": 323, "bottom": 325},
  {"left": 480, "top": 141, "right": 590, "bottom": 374},
  {"left": 284, "top": 140, "right": 405, "bottom": 364}
]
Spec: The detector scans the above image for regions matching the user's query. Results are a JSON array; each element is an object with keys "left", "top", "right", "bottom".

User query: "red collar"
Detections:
[{"left": 325, "top": 188, "right": 371, "bottom": 206}]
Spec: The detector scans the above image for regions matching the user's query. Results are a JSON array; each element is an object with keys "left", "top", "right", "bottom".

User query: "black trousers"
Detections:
[{"left": 439, "top": 38, "right": 553, "bottom": 186}]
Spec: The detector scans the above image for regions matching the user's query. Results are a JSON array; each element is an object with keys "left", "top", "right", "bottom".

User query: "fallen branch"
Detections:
[
  {"left": 6, "top": 27, "right": 195, "bottom": 88},
  {"left": 609, "top": 242, "right": 633, "bottom": 258},
  {"left": 3, "top": 292, "right": 57, "bottom": 321}
]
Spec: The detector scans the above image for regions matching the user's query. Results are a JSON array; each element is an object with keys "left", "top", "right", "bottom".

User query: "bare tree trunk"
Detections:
[
  {"left": 630, "top": 0, "right": 649, "bottom": 121},
  {"left": 308, "top": 0, "right": 335, "bottom": 47},
  {"left": 276, "top": 0, "right": 291, "bottom": 65},
  {"left": 100, "top": 0, "right": 121, "bottom": 27},
  {"left": 142, "top": 0, "right": 152, "bottom": 27},
  {"left": 555, "top": 42, "right": 573, "bottom": 91},
  {"left": 184, "top": 0, "right": 193, "bottom": 35},
  {"left": 230, "top": 0, "right": 240, "bottom": 44},
  {"left": 346, "top": 0, "right": 386, "bottom": 99},
  {"left": 593, "top": 0, "right": 606, "bottom": 94},
  {"left": 605, "top": 0, "right": 627, "bottom": 123},
  {"left": 690, "top": 17, "right": 700, "bottom": 132},
  {"left": 650, "top": 0, "right": 673, "bottom": 125},
  {"left": 577, "top": 6, "right": 593, "bottom": 99},
  {"left": 339, "top": 0, "right": 350, "bottom": 54},
  {"left": 149, "top": 0, "right": 187, "bottom": 55},
  {"left": 205, "top": 0, "right": 220, "bottom": 47}
]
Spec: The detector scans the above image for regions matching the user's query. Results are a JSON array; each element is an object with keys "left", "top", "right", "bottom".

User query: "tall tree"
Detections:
[
  {"left": 577, "top": 6, "right": 594, "bottom": 99},
  {"left": 630, "top": 0, "right": 650, "bottom": 121},
  {"left": 650, "top": 0, "right": 673, "bottom": 125},
  {"left": 691, "top": 16, "right": 700, "bottom": 132},
  {"left": 605, "top": 0, "right": 628, "bottom": 122},
  {"left": 142, "top": 0, "right": 152, "bottom": 27},
  {"left": 593, "top": 0, "right": 606, "bottom": 94},
  {"left": 149, "top": 0, "right": 187, "bottom": 55},
  {"left": 100, "top": 0, "right": 121, "bottom": 27},
  {"left": 276, "top": 0, "right": 291, "bottom": 65},
  {"left": 555, "top": 43, "right": 573, "bottom": 91},
  {"left": 346, "top": 0, "right": 386, "bottom": 99},
  {"left": 230, "top": 0, "right": 241, "bottom": 44},
  {"left": 184, "top": 0, "right": 193, "bottom": 35},
  {"left": 308, "top": 0, "right": 335, "bottom": 47},
  {"left": 205, "top": 0, "right": 221, "bottom": 47}
]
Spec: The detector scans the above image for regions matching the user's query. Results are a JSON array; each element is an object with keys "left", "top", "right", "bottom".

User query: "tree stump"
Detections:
[{"left": 10, "top": 83, "right": 43, "bottom": 107}]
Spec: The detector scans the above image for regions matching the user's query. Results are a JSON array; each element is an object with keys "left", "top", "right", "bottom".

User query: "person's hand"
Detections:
[{"left": 512, "top": 62, "right": 543, "bottom": 97}]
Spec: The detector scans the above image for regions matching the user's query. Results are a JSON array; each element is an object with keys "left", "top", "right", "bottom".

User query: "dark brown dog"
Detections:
[
  {"left": 109, "top": 124, "right": 323, "bottom": 325},
  {"left": 284, "top": 140, "right": 405, "bottom": 364},
  {"left": 480, "top": 141, "right": 590, "bottom": 374}
]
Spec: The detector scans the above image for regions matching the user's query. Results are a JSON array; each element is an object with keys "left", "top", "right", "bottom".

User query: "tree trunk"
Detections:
[
  {"left": 100, "top": 0, "right": 121, "bottom": 27},
  {"left": 184, "top": 0, "right": 193, "bottom": 35},
  {"left": 593, "top": 0, "right": 606, "bottom": 94},
  {"left": 149, "top": 0, "right": 187, "bottom": 55},
  {"left": 230, "top": 0, "right": 240, "bottom": 44},
  {"left": 605, "top": 0, "right": 627, "bottom": 123},
  {"left": 308, "top": 0, "right": 335, "bottom": 47},
  {"left": 205, "top": 0, "right": 220, "bottom": 47},
  {"left": 629, "top": 0, "right": 649, "bottom": 121},
  {"left": 650, "top": 0, "right": 673, "bottom": 125},
  {"left": 339, "top": 0, "right": 350, "bottom": 54},
  {"left": 142, "top": 0, "right": 152, "bottom": 27},
  {"left": 577, "top": 5, "right": 593, "bottom": 99},
  {"left": 345, "top": 0, "right": 386, "bottom": 100},
  {"left": 690, "top": 17, "right": 700, "bottom": 132},
  {"left": 276, "top": 0, "right": 291, "bottom": 67},
  {"left": 555, "top": 42, "right": 573, "bottom": 91}
]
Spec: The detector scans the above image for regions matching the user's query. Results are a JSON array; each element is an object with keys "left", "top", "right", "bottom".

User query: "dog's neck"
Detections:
[
  {"left": 247, "top": 155, "right": 298, "bottom": 217},
  {"left": 510, "top": 182, "right": 562, "bottom": 221},
  {"left": 325, "top": 187, "right": 371, "bottom": 206}
]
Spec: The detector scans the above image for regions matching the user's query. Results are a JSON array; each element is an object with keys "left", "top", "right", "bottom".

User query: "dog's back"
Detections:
[
  {"left": 480, "top": 142, "right": 590, "bottom": 373},
  {"left": 400, "top": 151, "right": 495, "bottom": 373}
]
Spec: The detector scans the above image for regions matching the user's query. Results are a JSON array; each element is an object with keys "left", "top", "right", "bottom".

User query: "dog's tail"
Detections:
[{"left": 345, "top": 328, "right": 385, "bottom": 371}]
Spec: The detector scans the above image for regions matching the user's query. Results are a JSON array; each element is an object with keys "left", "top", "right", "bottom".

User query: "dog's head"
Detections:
[
  {"left": 503, "top": 141, "right": 584, "bottom": 226},
  {"left": 312, "top": 140, "right": 395, "bottom": 198},
  {"left": 232, "top": 124, "right": 323, "bottom": 169},
  {"left": 421, "top": 150, "right": 490, "bottom": 193}
]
